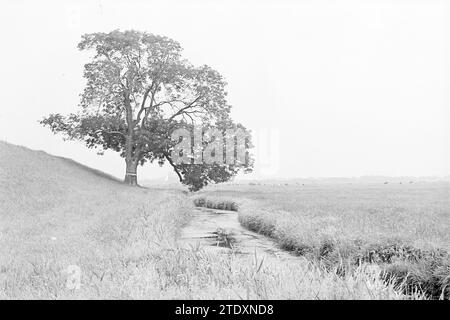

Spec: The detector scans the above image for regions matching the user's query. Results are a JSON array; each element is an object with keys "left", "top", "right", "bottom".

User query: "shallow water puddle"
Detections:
[{"left": 179, "top": 207, "right": 297, "bottom": 260}]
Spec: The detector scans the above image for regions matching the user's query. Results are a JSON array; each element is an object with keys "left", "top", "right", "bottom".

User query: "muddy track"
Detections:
[{"left": 179, "top": 207, "right": 298, "bottom": 261}]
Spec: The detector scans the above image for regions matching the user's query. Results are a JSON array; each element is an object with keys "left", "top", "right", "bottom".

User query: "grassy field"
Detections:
[
  {"left": 0, "top": 141, "right": 440, "bottom": 299},
  {"left": 200, "top": 183, "right": 450, "bottom": 250},
  {"left": 199, "top": 183, "right": 450, "bottom": 298},
  {"left": 0, "top": 141, "right": 192, "bottom": 298}
]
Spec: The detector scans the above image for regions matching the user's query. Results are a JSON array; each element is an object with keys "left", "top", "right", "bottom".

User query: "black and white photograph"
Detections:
[{"left": 0, "top": 0, "right": 449, "bottom": 309}]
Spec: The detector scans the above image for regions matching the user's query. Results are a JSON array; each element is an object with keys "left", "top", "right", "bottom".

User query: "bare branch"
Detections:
[{"left": 168, "top": 96, "right": 203, "bottom": 121}]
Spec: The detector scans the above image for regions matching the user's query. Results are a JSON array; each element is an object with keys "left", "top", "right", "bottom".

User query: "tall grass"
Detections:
[
  {"left": 0, "top": 194, "right": 191, "bottom": 299},
  {"left": 0, "top": 187, "right": 419, "bottom": 299},
  {"left": 0, "top": 142, "right": 443, "bottom": 299},
  {"left": 237, "top": 202, "right": 450, "bottom": 299},
  {"left": 149, "top": 245, "right": 426, "bottom": 300},
  {"left": 193, "top": 196, "right": 238, "bottom": 211}
]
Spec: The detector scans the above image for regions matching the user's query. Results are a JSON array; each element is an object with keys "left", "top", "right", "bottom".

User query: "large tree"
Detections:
[{"left": 41, "top": 30, "right": 252, "bottom": 189}]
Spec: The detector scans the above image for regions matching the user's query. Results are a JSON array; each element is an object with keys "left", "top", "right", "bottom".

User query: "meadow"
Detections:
[
  {"left": 0, "top": 141, "right": 446, "bottom": 299},
  {"left": 198, "top": 182, "right": 450, "bottom": 298}
]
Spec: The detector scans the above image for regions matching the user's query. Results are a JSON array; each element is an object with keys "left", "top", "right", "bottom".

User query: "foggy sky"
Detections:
[{"left": 0, "top": 0, "right": 448, "bottom": 180}]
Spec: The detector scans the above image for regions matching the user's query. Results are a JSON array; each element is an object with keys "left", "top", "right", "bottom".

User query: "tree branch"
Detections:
[
  {"left": 168, "top": 96, "right": 203, "bottom": 121},
  {"left": 94, "top": 129, "right": 126, "bottom": 138},
  {"left": 164, "top": 153, "right": 183, "bottom": 182}
]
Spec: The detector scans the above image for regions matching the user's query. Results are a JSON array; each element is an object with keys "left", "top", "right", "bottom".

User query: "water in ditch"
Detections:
[{"left": 179, "top": 207, "right": 298, "bottom": 261}]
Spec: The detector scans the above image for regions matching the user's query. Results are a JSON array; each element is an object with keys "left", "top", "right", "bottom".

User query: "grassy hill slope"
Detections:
[
  {"left": 1, "top": 141, "right": 124, "bottom": 216},
  {"left": 0, "top": 141, "right": 189, "bottom": 298}
]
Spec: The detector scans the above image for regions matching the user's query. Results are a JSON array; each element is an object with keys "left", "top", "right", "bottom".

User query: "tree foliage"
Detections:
[{"left": 41, "top": 30, "right": 253, "bottom": 190}]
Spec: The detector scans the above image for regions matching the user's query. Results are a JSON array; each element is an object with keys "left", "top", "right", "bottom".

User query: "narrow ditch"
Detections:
[{"left": 179, "top": 207, "right": 298, "bottom": 261}]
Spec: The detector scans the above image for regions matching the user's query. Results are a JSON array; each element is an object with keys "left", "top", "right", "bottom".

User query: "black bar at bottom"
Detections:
[{"left": 0, "top": 300, "right": 446, "bottom": 319}]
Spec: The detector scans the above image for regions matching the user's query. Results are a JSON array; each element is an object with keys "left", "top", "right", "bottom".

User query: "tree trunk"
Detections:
[{"left": 124, "top": 159, "right": 138, "bottom": 186}]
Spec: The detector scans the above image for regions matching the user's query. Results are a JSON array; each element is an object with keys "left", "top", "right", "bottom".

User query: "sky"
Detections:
[{"left": 0, "top": 0, "right": 449, "bottom": 180}]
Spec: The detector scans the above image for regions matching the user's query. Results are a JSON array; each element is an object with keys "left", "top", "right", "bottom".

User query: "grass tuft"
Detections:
[{"left": 193, "top": 197, "right": 238, "bottom": 211}]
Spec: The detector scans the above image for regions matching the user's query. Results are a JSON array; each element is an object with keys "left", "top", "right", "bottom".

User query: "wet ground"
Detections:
[{"left": 179, "top": 207, "right": 298, "bottom": 260}]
